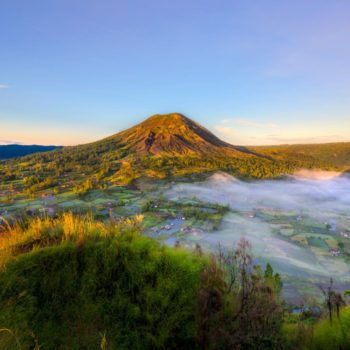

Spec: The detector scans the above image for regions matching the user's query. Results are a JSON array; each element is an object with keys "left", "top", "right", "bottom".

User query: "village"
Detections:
[{"left": 1, "top": 182, "right": 350, "bottom": 263}]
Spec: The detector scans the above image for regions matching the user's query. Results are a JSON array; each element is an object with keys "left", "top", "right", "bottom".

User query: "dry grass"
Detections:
[{"left": 0, "top": 212, "right": 144, "bottom": 270}]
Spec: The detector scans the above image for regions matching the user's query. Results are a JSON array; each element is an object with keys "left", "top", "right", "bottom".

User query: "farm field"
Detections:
[
  {"left": 165, "top": 172, "right": 350, "bottom": 303},
  {"left": 1, "top": 171, "right": 350, "bottom": 305}
]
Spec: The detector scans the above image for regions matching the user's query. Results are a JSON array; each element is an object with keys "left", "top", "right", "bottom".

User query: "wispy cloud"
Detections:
[
  {"left": 214, "top": 125, "right": 236, "bottom": 136},
  {"left": 0, "top": 84, "right": 9, "bottom": 89},
  {"left": 0, "top": 139, "right": 23, "bottom": 145},
  {"left": 234, "top": 119, "right": 278, "bottom": 129},
  {"left": 213, "top": 118, "right": 280, "bottom": 145},
  {"left": 213, "top": 122, "right": 346, "bottom": 146},
  {"left": 213, "top": 125, "right": 250, "bottom": 145},
  {"left": 219, "top": 118, "right": 278, "bottom": 129}
]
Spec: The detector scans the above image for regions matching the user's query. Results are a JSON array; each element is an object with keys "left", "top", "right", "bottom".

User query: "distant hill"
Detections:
[
  {"left": 1, "top": 113, "right": 350, "bottom": 196},
  {"left": 251, "top": 143, "right": 350, "bottom": 170},
  {"left": 103, "top": 113, "right": 260, "bottom": 157},
  {"left": 0, "top": 144, "right": 62, "bottom": 160}
]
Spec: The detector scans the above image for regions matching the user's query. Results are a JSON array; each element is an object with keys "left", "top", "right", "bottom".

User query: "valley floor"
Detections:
[{"left": 1, "top": 171, "right": 350, "bottom": 306}]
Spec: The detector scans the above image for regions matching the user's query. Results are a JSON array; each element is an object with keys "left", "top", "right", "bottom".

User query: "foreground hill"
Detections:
[
  {"left": 0, "top": 214, "right": 284, "bottom": 349},
  {"left": 1, "top": 213, "right": 349, "bottom": 349},
  {"left": 0, "top": 144, "right": 61, "bottom": 160},
  {"left": 1, "top": 113, "right": 350, "bottom": 198}
]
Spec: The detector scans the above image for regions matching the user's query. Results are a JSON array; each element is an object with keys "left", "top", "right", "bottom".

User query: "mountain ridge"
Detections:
[
  {"left": 1, "top": 113, "right": 350, "bottom": 196},
  {"left": 0, "top": 144, "right": 62, "bottom": 160},
  {"left": 97, "top": 113, "right": 257, "bottom": 158}
]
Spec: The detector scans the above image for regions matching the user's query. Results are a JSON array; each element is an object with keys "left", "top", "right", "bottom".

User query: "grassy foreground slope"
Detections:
[
  {"left": 1, "top": 214, "right": 350, "bottom": 349},
  {"left": 0, "top": 214, "right": 287, "bottom": 350},
  {"left": 0, "top": 214, "right": 204, "bottom": 349}
]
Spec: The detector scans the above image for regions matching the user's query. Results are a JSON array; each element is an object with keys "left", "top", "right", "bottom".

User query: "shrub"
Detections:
[
  {"left": 0, "top": 216, "right": 285, "bottom": 350},
  {"left": 0, "top": 215, "right": 205, "bottom": 349},
  {"left": 302, "top": 306, "right": 350, "bottom": 350}
]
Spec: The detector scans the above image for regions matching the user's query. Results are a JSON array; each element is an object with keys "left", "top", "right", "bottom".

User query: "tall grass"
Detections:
[
  {"left": 0, "top": 212, "right": 144, "bottom": 269},
  {"left": 302, "top": 306, "right": 350, "bottom": 349},
  {"left": 0, "top": 213, "right": 205, "bottom": 349},
  {"left": 0, "top": 214, "right": 290, "bottom": 349}
]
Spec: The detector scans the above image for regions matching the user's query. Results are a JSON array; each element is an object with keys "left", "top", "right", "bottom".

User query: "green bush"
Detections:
[
  {"left": 0, "top": 215, "right": 286, "bottom": 350},
  {"left": 0, "top": 233, "right": 205, "bottom": 349},
  {"left": 303, "top": 306, "right": 350, "bottom": 350}
]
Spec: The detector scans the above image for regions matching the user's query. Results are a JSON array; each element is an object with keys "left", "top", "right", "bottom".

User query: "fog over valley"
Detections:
[
  {"left": 165, "top": 171, "right": 350, "bottom": 290},
  {"left": 168, "top": 171, "right": 350, "bottom": 214}
]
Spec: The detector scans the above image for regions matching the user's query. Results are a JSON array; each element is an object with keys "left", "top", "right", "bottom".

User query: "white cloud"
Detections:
[
  {"left": 220, "top": 118, "right": 233, "bottom": 124},
  {"left": 213, "top": 122, "right": 347, "bottom": 146},
  {"left": 213, "top": 118, "right": 281, "bottom": 145},
  {"left": 0, "top": 139, "right": 23, "bottom": 145},
  {"left": 235, "top": 119, "right": 279, "bottom": 129},
  {"left": 213, "top": 125, "right": 255, "bottom": 145},
  {"left": 220, "top": 118, "right": 278, "bottom": 129},
  {"left": 0, "top": 84, "right": 9, "bottom": 89},
  {"left": 214, "top": 125, "right": 236, "bottom": 136}
]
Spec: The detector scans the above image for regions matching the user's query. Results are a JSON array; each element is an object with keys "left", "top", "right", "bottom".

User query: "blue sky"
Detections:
[{"left": 1, "top": 0, "right": 350, "bottom": 145}]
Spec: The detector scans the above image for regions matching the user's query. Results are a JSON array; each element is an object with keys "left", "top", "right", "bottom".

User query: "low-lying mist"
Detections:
[
  {"left": 165, "top": 171, "right": 350, "bottom": 286},
  {"left": 168, "top": 171, "right": 350, "bottom": 215}
]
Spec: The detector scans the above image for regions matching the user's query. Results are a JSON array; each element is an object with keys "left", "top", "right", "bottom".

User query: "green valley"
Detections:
[{"left": 1, "top": 114, "right": 350, "bottom": 349}]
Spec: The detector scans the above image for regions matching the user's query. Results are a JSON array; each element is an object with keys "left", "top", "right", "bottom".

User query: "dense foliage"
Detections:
[
  {"left": 0, "top": 214, "right": 284, "bottom": 350},
  {"left": 0, "top": 214, "right": 349, "bottom": 349},
  {"left": 0, "top": 214, "right": 203, "bottom": 349}
]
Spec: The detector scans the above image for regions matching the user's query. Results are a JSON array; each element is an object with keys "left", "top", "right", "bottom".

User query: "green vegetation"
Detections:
[
  {"left": 1, "top": 114, "right": 350, "bottom": 349},
  {"left": 252, "top": 142, "right": 350, "bottom": 170},
  {"left": 305, "top": 306, "right": 350, "bottom": 349},
  {"left": 1, "top": 113, "right": 350, "bottom": 204},
  {"left": 0, "top": 214, "right": 285, "bottom": 350},
  {"left": 1, "top": 214, "right": 350, "bottom": 349},
  {"left": 284, "top": 303, "right": 350, "bottom": 350},
  {"left": 0, "top": 214, "right": 204, "bottom": 349}
]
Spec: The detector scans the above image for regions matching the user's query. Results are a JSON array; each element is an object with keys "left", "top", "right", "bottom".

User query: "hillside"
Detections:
[
  {"left": 1, "top": 213, "right": 348, "bottom": 350},
  {"left": 0, "top": 214, "right": 284, "bottom": 350},
  {"left": 1, "top": 113, "right": 350, "bottom": 199},
  {"left": 108, "top": 113, "right": 262, "bottom": 158},
  {"left": 65, "top": 113, "right": 259, "bottom": 159},
  {"left": 252, "top": 143, "right": 350, "bottom": 171},
  {"left": 0, "top": 144, "right": 61, "bottom": 160}
]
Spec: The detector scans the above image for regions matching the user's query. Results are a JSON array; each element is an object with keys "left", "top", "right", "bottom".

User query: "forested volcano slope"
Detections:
[{"left": 1, "top": 113, "right": 350, "bottom": 197}]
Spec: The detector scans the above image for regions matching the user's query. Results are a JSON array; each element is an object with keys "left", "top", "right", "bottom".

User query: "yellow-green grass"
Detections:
[
  {"left": 302, "top": 306, "right": 350, "bottom": 349},
  {"left": 0, "top": 213, "right": 206, "bottom": 349}
]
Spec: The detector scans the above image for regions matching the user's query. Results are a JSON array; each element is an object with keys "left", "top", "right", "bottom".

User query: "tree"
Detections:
[
  {"left": 320, "top": 279, "right": 345, "bottom": 324},
  {"left": 198, "top": 238, "right": 284, "bottom": 349}
]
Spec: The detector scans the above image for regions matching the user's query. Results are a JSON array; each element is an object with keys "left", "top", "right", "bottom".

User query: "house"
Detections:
[
  {"left": 329, "top": 248, "right": 341, "bottom": 257},
  {"left": 159, "top": 225, "right": 171, "bottom": 231}
]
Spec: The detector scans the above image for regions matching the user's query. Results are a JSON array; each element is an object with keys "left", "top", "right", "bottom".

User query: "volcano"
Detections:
[{"left": 103, "top": 113, "right": 254, "bottom": 157}]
